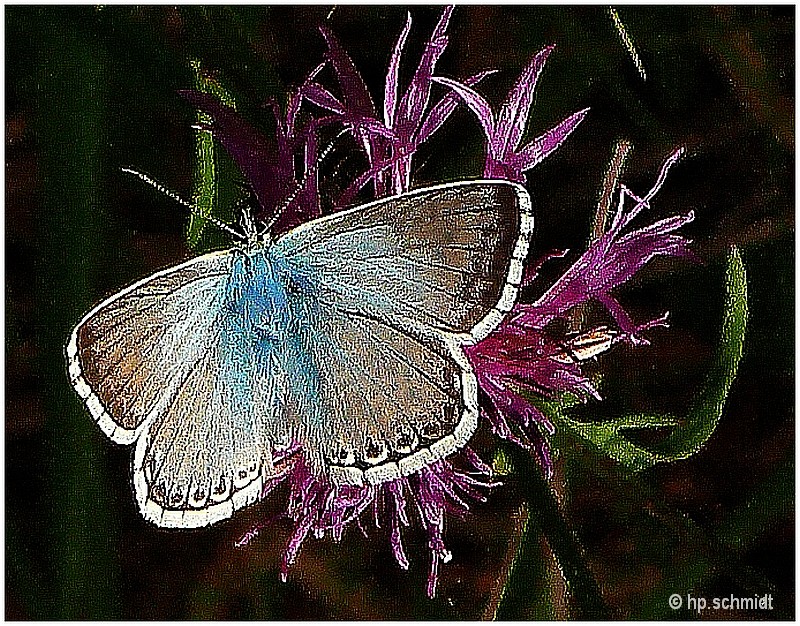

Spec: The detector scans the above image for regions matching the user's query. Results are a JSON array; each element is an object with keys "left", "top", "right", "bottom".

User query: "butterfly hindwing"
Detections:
[
  {"left": 131, "top": 323, "right": 279, "bottom": 528},
  {"left": 131, "top": 250, "right": 326, "bottom": 528},
  {"left": 299, "top": 305, "right": 478, "bottom": 486}
]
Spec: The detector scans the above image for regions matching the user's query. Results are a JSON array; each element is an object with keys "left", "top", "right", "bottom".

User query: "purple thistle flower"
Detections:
[
  {"left": 466, "top": 148, "right": 693, "bottom": 459},
  {"left": 434, "top": 45, "right": 590, "bottom": 183},
  {"left": 513, "top": 148, "right": 694, "bottom": 339},
  {"left": 305, "top": 6, "right": 495, "bottom": 203},
  {"left": 179, "top": 90, "right": 294, "bottom": 224},
  {"left": 237, "top": 443, "right": 497, "bottom": 598},
  {"left": 178, "top": 9, "right": 692, "bottom": 599},
  {"left": 180, "top": 87, "right": 324, "bottom": 235}
]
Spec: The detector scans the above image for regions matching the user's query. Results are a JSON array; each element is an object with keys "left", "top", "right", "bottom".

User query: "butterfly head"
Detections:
[{"left": 235, "top": 204, "right": 272, "bottom": 251}]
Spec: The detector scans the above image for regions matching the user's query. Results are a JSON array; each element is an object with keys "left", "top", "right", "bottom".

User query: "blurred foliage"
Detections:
[
  {"left": 548, "top": 247, "right": 748, "bottom": 472},
  {"left": 6, "top": 5, "right": 793, "bottom": 619}
]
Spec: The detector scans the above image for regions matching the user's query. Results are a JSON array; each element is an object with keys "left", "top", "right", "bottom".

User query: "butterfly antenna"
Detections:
[
  {"left": 121, "top": 168, "right": 246, "bottom": 242},
  {"left": 260, "top": 127, "right": 350, "bottom": 238}
]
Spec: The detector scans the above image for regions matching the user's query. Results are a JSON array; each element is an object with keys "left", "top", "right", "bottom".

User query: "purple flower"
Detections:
[
  {"left": 179, "top": 8, "right": 692, "bottom": 599},
  {"left": 304, "top": 7, "right": 494, "bottom": 203},
  {"left": 237, "top": 443, "right": 496, "bottom": 598},
  {"left": 434, "top": 46, "right": 589, "bottom": 183},
  {"left": 513, "top": 148, "right": 693, "bottom": 338},
  {"left": 179, "top": 86, "right": 324, "bottom": 235},
  {"left": 466, "top": 148, "right": 693, "bottom": 459}
]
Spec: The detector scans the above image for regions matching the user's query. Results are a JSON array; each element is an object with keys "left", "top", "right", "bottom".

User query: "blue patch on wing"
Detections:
[{"left": 220, "top": 249, "right": 322, "bottom": 425}]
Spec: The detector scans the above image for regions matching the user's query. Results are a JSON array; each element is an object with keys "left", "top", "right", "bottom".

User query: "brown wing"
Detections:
[
  {"left": 274, "top": 180, "right": 532, "bottom": 343},
  {"left": 66, "top": 250, "right": 233, "bottom": 444}
]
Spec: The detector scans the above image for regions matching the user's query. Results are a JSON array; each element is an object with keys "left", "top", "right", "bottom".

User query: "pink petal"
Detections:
[
  {"left": 319, "top": 25, "right": 377, "bottom": 118},
  {"left": 335, "top": 143, "right": 416, "bottom": 207},
  {"left": 287, "top": 62, "right": 326, "bottom": 132},
  {"left": 384, "top": 12, "right": 413, "bottom": 128},
  {"left": 301, "top": 82, "right": 346, "bottom": 116},
  {"left": 495, "top": 45, "right": 555, "bottom": 155},
  {"left": 509, "top": 107, "right": 590, "bottom": 172},
  {"left": 432, "top": 76, "right": 496, "bottom": 154},
  {"left": 416, "top": 69, "right": 497, "bottom": 145},
  {"left": 396, "top": 5, "right": 454, "bottom": 135}
]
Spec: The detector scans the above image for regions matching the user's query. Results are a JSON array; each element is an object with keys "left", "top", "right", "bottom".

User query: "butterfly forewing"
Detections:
[
  {"left": 67, "top": 251, "right": 232, "bottom": 443},
  {"left": 275, "top": 180, "right": 532, "bottom": 342},
  {"left": 275, "top": 180, "right": 531, "bottom": 480},
  {"left": 68, "top": 249, "right": 285, "bottom": 528}
]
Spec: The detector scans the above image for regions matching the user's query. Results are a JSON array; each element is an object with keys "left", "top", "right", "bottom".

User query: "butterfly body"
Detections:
[
  {"left": 67, "top": 180, "right": 532, "bottom": 527},
  {"left": 223, "top": 249, "right": 323, "bottom": 430}
]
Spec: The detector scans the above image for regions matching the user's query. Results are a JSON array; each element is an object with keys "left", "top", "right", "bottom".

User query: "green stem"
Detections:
[
  {"left": 483, "top": 503, "right": 531, "bottom": 619},
  {"left": 495, "top": 447, "right": 610, "bottom": 619}
]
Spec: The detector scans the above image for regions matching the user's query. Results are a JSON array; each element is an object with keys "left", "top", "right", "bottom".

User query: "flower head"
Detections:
[
  {"left": 237, "top": 443, "right": 496, "bottom": 598},
  {"left": 304, "top": 7, "right": 495, "bottom": 202},
  {"left": 181, "top": 8, "right": 692, "bottom": 597},
  {"left": 434, "top": 45, "right": 590, "bottom": 183},
  {"left": 466, "top": 148, "right": 693, "bottom": 457}
]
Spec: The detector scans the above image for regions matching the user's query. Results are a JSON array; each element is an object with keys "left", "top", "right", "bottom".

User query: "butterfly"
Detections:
[{"left": 66, "top": 180, "right": 532, "bottom": 529}]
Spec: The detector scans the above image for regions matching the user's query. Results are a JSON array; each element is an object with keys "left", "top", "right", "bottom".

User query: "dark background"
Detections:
[{"left": 6, "top": 6, "right": 794, "bottom": 619}]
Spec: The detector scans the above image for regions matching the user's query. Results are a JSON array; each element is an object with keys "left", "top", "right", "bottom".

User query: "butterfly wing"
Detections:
[
  {"left": 130, "top": 313, "right": 283, "bottom": 528},
  {"left": 274, "top": 180, "right": 532, "bottom": 483},
  {"left": 298, "top": 304, "right": 479, "bottom": 487},
  {"left": 67, "top": 250, "right": 233, "bottom": 444},
  {"left": 67, "top": 249, "right": 283, "bottom": 528},
  {"left": 275, "top": 180, "right": 532, "bottom": 343}
]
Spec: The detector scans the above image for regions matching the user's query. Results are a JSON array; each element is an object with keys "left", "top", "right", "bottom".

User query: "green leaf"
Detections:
[
  {"left": 186, "top": 59, "right": 236, "bottom": 249},
  {"left": 491, "top": 448, "right": 514, "bottom": 476},
  {"left": 548, "top": 407, "right": 680, "bottom": 471},
  {"left": 548, "top": 247, "right": 748, "bottom": 470}
]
